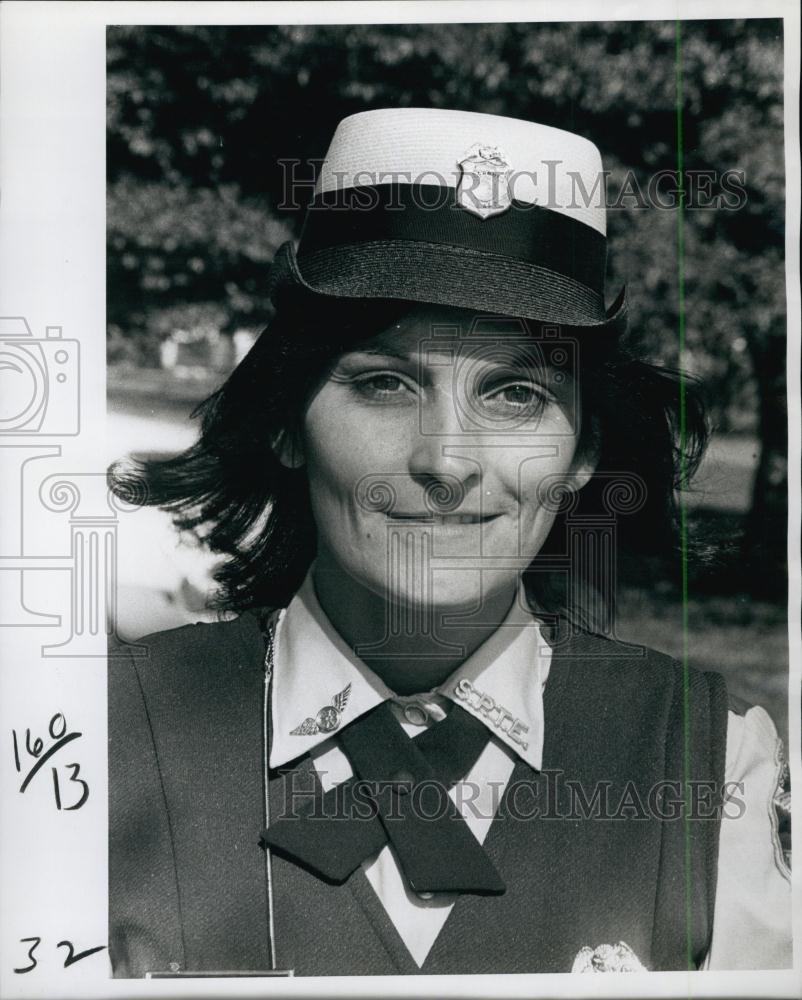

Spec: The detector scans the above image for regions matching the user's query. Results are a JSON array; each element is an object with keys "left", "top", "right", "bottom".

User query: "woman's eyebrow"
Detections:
[
  {"left": 341, "top": 345, "right": 416, "bottom": 361},
  {"left": 343, "top": 341, "right": 564, "bottom": 374}
]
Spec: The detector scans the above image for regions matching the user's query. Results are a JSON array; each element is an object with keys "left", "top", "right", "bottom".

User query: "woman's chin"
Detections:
[{"left": 350, "top": 564, "right": 513, "bottom": 616}]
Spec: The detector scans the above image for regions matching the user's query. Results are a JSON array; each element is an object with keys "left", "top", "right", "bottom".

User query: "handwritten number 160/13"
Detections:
[
  {"left": 14, "top": 937, "right": 106, "bottom": 973},
  {"left": 11, "top": 712, "right": 88, "bottom": 810}
]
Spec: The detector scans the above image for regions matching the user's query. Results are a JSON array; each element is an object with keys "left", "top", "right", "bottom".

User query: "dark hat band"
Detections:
[{"left": 298, "top": 184, "right": 606, "bottom": 297}]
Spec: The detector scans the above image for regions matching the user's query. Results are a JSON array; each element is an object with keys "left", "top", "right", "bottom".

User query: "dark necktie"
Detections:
[{"left": 261, "top": 701, "right": 506, "bottom": 895}]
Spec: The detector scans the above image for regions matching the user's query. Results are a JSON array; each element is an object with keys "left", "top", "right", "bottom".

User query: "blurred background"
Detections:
[{"left": 107, "top": 20, "right": 789, "bottom": 742}]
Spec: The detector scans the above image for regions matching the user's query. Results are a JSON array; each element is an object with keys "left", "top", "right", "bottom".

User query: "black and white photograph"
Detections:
[{"left": 0, "top": 2, "right": 800, "bottom": 997}]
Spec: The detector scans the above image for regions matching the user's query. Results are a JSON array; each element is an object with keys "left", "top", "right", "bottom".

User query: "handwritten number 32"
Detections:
[{"left": 14, "top": 936, "right": 105, "bottom": 973}]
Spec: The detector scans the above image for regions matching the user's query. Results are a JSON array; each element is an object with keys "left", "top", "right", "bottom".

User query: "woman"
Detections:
[{"left": 108, "top": 108, "right": 791, "bottom": 976}]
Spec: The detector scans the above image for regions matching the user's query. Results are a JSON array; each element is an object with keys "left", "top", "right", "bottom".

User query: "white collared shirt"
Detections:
[
  {"left": 270, "top": 569, "right": 548, "bottom": 772},
  {"left": 268, "top": 569, "right": 792, "bottom": 970}
]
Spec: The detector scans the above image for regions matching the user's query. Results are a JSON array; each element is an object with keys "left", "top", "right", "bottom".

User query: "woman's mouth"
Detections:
[{"left": 385, "top": 512, "right": 501, "bottom": 525}]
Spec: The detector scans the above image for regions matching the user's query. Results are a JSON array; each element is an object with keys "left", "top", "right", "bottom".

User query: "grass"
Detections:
[{"left": 615, "top": 586, "right": 790, "bottom": 748}]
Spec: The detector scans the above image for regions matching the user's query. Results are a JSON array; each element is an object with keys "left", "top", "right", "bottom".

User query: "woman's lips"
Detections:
[{"left": 385, "top": 512, "right": 501, "bottom": 525}]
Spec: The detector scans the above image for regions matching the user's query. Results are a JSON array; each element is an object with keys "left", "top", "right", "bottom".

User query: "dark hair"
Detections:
[{"left": 109, "top": 295, "right": 710, "bottom": 622}]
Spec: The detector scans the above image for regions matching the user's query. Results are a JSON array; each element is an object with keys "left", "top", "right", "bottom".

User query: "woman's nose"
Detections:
[{"left": 406, "top": 395, "right": 480, "bottom": 493}]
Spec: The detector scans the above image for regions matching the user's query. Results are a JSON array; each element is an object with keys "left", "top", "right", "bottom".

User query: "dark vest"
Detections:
[{"left": 108, "top": 613, "right": 728, "bottom": 977}]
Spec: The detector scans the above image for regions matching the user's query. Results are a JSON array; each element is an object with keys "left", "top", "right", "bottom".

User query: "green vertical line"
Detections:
[{"left": 674, "top": 18, "right": 693, "bottom": 974}]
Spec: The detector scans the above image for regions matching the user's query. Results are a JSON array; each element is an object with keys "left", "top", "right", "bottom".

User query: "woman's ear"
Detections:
[
  {"left": 565, "top": 436, "right": 600, "bottom": 493},
  {"left": 271, "top": 428, "right": 305, "bottom": 470},
  {"left": 565, "top": 454, "right": 597, "bottom": 493}
]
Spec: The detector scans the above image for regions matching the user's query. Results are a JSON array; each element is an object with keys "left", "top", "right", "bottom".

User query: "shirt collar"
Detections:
[
  {"left": 437, "top": 595, "right": 550, "bottom": 770},
  {"left": 270, "top": 568, "right": 551, "bottom": 771}
]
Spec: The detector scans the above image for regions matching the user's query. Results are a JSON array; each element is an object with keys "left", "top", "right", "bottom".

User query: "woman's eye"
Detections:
[
  {"left": 483, "top": 382, "right": 548, "bottom": 413},
  {"left": 351, "top": 373, "right": 410, "bottom": 399}
]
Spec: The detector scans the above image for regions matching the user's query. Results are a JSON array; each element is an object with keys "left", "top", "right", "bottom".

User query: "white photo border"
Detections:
[{"left": 0, "top": 1, "right": 799, "bottom": 998}]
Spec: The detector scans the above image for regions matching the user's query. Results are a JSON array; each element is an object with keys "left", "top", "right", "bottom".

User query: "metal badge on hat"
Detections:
[
  {"left": 290, "top": 683, "right": 352, "bottom": 735},
  {"left": 457, "top": 143, "right": 513, "bottom": 219}
]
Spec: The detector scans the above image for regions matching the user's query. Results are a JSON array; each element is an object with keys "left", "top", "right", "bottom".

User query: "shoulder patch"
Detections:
[{"left": 771, "top": 740, "right": 791, "bottom": 880}]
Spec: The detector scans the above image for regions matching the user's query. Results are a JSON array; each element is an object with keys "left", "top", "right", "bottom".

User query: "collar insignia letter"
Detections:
[
  {"left": 290, "top": 683, "right": 351, "bottom": 736},
  {"left": 457, "top": 143, "right": 512, "bottom": 219}
]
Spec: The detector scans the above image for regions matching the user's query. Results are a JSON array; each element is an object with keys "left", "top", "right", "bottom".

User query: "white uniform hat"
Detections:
[{"left": 267, "top": 108, "right": 625, "bottom": 329}]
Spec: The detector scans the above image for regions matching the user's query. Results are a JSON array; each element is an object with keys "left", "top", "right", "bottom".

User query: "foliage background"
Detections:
[{"left": 106, "top": 20, "right": 790, "bottom": 736}]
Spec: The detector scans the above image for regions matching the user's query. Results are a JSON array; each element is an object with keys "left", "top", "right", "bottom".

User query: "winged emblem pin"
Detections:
[{"left": 290, "top": 683, "right": 352, "bottom": 736}]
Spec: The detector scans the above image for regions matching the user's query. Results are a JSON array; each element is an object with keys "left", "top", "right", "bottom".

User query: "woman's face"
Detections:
[{"left": 278, "top": 305, "right": 596, "bottom": 612}]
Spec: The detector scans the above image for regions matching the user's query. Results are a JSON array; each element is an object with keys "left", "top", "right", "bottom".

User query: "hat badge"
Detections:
[{"left": 457, "top": 142, "right": 513, "bottom": 220}]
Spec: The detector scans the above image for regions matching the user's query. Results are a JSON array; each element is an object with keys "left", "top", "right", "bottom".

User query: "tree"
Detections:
[{"left": 107, "top": 20, "right": 787, "bottom": 595}]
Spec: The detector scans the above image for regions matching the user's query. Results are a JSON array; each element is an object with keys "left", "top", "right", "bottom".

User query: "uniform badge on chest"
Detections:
[{"left": 572, "top": 941, "right": 647, "bottom": 973}]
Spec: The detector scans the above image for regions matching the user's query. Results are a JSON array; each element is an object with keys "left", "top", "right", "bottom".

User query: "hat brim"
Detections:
[{"left": 267, "top": 241, "right": 627, "bottom": 334}]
